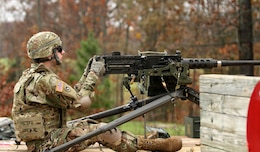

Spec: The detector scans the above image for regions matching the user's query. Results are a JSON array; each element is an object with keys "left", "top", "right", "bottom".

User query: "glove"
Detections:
[{"left": 90, "top": 56, "right": 105, "bottom": 76}]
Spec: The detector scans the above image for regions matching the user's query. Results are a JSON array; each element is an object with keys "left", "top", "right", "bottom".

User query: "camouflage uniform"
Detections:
[
  {"left": 12, "top": 61, "right": 100, "bottom": 151},
  {"left": 12, "top": 31, "right": 182, "bottom": 152}
]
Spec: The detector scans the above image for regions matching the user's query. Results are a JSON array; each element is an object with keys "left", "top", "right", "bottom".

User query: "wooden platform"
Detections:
[{"left": 0, "top": 136, "right": 200, "bottom": 152}]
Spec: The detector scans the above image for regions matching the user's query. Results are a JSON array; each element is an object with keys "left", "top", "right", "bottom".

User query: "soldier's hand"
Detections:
[{"left": 90, "top": 56, "right": 105, "bottom": 76}]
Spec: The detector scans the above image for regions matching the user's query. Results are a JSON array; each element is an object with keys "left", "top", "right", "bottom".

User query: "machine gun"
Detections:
[
  {"left": 96, "top": 50, "right": 260, "bottom": 100},
  {"left": 49, "top": 50, "right": 260, "bottom": 152}
]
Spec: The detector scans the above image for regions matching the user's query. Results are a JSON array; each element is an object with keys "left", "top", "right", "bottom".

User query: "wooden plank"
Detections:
[
  {"left": 0, "top": 137, "right": 201, "bottom": 152},
  {"left": 200, "top": 110, "right": 222, "bottom": 131},
  {"left": 221, "top": 95, "right": 249, "bottom": 117},
  {"left": 200, "top": 93, "right": 250, "bottom": 117},
  {"left": 0, "top": 141, "right": 27, "bottom": 152},
  {"left": 200, "top": 110, "right": 246, "bottom": 135},
  {"left": 199, "top": 74, "right": 260, "bottom": 97},
  {"left": 200, "top": 127, "right": 247, "bottom": 152},
  {"left": 199, "top": 93, "right": 224, "bottom": 113},
  {"left": 201, "top": 145, "right": 227, "bottom": 152}
]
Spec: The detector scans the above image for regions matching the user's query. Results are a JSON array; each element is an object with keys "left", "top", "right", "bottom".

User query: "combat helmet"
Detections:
[{"left": 27, "top": 31, "right": 63, "bottom": 64}]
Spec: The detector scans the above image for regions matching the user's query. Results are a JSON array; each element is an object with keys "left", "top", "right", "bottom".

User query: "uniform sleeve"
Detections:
[
  {"left": 36, "top": 72, "right": 98, "bottom": 110},
  {"left": 35, "top": 74, "right": 80, "bottom": 109},
  {"left": 77, "top": 71, "right": 98, "bottom": 98}
]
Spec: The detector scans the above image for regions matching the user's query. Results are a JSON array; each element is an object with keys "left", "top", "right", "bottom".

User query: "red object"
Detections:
[{"left": 247, "top": 81, "right": 260, "bottom": 151}]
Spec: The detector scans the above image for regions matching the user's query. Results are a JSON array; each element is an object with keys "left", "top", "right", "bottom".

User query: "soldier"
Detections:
[{"left": 12, "top": 31, "right": 182, "bottom": 152}]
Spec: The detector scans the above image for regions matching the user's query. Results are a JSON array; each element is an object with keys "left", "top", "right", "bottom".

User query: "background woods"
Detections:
[{"left": 1, "top": 0, "right": 260, "bottom": 124}]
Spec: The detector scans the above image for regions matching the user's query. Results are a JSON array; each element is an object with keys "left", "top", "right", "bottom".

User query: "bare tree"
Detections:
[{"left": 238, "top": 0, "right": 254, "bottom": 75}]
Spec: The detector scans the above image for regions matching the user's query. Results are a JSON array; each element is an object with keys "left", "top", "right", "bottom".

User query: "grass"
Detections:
[{"left": 118, "top": 121, "right": 185, "bottom": 136}]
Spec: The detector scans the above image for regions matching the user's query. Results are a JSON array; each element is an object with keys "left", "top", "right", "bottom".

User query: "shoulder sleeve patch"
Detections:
[{"left": 56, "top": 80, "right": 64, "bottom": 92}]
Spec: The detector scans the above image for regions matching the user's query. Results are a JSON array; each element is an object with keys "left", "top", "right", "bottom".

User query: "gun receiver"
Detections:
[{"left": 95, "top": 50, "right": 260, "bottom": 96}]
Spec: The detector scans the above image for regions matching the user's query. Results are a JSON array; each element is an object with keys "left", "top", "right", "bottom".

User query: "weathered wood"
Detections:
[
  {"left": 199, "top": 74, "right": 260, "bottom": 152},
  {"left": 200, "top": 93, "right": 249, "bottom": 117},
  {"left": 201, "top": 110, "right": 246, "bottom": 135},
  {"left": 200, "top": 145, "right": 228, "bottom": 152},
  {"left": 200, "top": 127, "right": 247, "bottom": 151},
  {"left": 200, "top": 74, "right": 260, "bottom": 97}
]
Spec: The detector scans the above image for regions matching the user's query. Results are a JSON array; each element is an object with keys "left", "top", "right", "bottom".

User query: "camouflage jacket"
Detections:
[{"left": 12, "top": 63, "right": 98, "bottom": 142}]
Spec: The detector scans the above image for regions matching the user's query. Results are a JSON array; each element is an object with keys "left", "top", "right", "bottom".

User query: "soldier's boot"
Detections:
[{"left": 137, "top": 136, "right": 182, "bottom": 152}]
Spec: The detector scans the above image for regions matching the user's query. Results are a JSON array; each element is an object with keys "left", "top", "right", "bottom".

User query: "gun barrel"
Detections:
[
  {"left": 183, "top": 58, "right": 260, "bottom": 69},
  {"left": 220, "top": 60, "right": 260, "bottom": 66}
]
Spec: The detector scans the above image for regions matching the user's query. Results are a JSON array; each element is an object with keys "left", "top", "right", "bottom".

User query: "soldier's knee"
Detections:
[{"left": 97, "top": 123, "right": 122, "bottom": 145}]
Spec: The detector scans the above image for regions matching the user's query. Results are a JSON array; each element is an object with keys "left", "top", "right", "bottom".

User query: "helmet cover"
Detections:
[{"left": 27, "top": 31, "right": 62, "bottom": 59}]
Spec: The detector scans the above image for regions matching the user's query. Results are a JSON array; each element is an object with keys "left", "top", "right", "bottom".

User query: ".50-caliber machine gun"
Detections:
[{"left": 49, "top": 50, "right": 260, "bottom": 152}]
